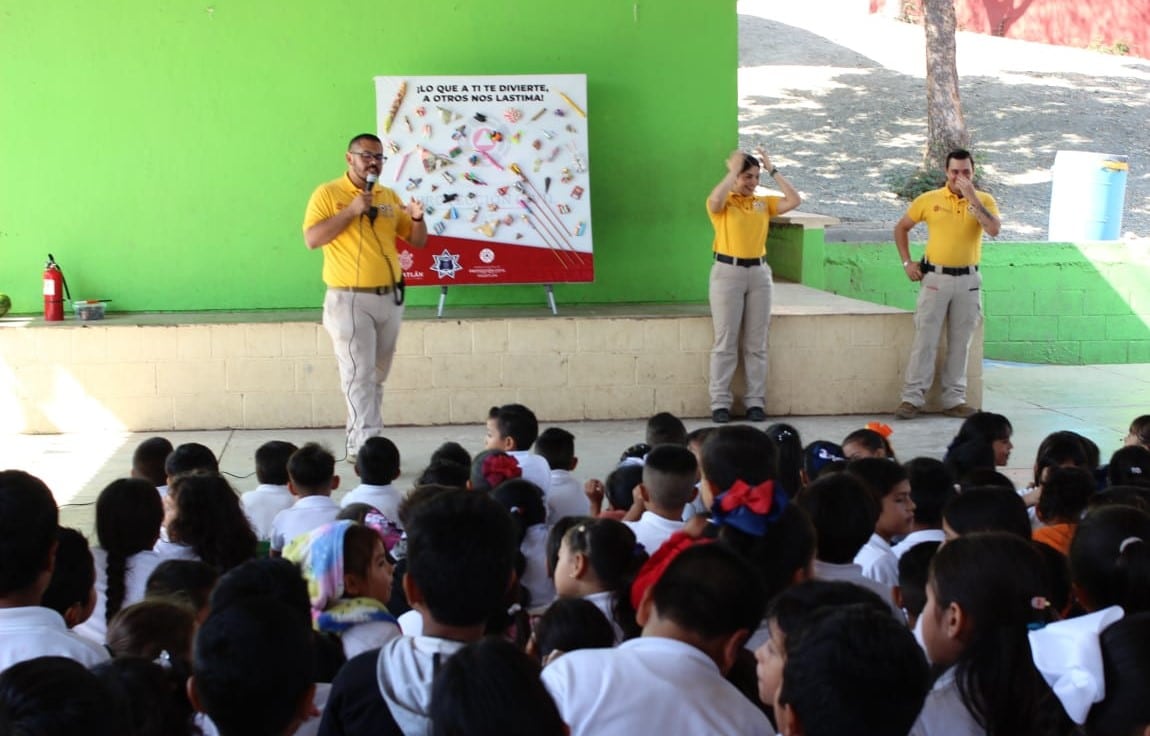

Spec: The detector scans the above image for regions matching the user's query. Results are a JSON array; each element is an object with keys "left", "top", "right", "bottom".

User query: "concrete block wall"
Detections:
[
  {"left": 0, "top": 288, "right": 959, "bottom": 432},
  {"left": 816, "top": 238, "right": 1150, "bottom": 365}
]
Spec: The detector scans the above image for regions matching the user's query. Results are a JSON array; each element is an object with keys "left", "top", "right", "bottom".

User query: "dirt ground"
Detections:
[{"left": 737, "top": 0, "right": 1150, "bottom": 240}]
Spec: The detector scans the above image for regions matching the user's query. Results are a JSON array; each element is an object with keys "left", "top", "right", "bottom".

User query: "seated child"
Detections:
[
  {"left": 92, "top": 657, "right": 196, "bottom": 736},
  {"left": 76, "top": 478, "right": 165, "bottom": 644},
  {"left": 1107, "top": 445, "right": 1150, "bottom": 488},
  {"left": 164, "top": 442, "right": 220, "bottom": 485},
  {"left": 0, "top": 656, "right": 128, "bottom": 735},
  {"left": 647, "top": 411, "right": 688, "bottom": 447},
  {"left": 491, "top": 479, "right": 553, "bottom": 612},
  {"left": 1033, "top": 465, "right": 1095, "bottom": 555},
  {"left": 319, "top": 489, "right": 519, "bottom": 735},
  {"left": 131, "top": 436, "right": 174, "bottom": 496},
  {"left": 701, "top": 425, "right": 817, "bottom": 649},
  {"left": 340, "top": 436, "right": 402, "bottom": 522},
  {"left": 765, "top": 423, "right": 804, "bottom": 497},
  {"left": 430, "top": 637, "right": 567, "bottom": 736},
  {"left": 41, "top": 528, "right": 97, "bottom": 632},
  {"left": 553, "top": 518, "right": 648, "bottom": 642},
  {"left": 156, "top": 473, "right": 258, "bottom": 573},
  {"left": 848, "top": 458, "right": 915, "bottom": 588},
  {"left": 190, "top": 596, "right": 316, "bottom": 736},
  {"left": 527, "top": 598, "right": 616, "bottom": 665},
  {"left": 468, "top": 449, "right": 522, "bottom": 493},
  {"left": 1069, "top": 504, "right": 1150, "bottom": 614},
  {"left": 486, "top": 404, "right": 552, "bottom": 493},
  {"left": 793, "top": 472, "right": 901, "bottom": 615},
  {"left": 624, "top": 444, "right": 698, "bottom": 554},
  {"left": 800, "top": 440, "right": 846, "bottom": 488},
  {"left": 285, "top": 520, "right": 400, "bottom": 660},
  {"left": 583, "top": 463, "right": 644, "bottom": 521},
  {"left": 775, "top": 604, "right": 930, "bottom": 736},
  {"left": 106, "top": 599, "right": 196, "bottom": 664},
  {"left": 943, "top": 486, "right": 1032, "bottom": 540},
  {"left": 542, "top": 544, "right": 773, "bottom": 735},
  {"left": 145, "top": 559, "right": 218, "bottom": 624},
  {"left": 841, "top": 426, "right": 896, "bottom": 461},
  {"left": 270, "top": 443, "right": 341, "bottom": 555},
  {"left": 209, "top": 557, "right": 346, "bottom": 691},
  {"left": 535, "top": 427, "right": 589, "bottom": 523},
  {"left": 891, "top": 458, "right": 953, "bottom": 558},
  {"left": 0, "top": 471, "right": 108, "bottom": 671},
  {"left": 241, "top": 440, "right": 298, "bottom": 542},
  {"left": 755, "top": 579, "right": 893, "bottom": 716},
  {"left": 909, "top": 532, "right": 1072, "bottom": 735},
  {"left": 895, "top": 541, "right": 940, "bottom": 630},
  {"left": 1126, "top": 414, "right": 1150, "bottom": 450}
]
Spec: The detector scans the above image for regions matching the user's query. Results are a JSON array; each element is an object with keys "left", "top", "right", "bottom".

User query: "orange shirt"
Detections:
[{"left": 1033, "top": 522, "right": 1076, "bottom": 556}]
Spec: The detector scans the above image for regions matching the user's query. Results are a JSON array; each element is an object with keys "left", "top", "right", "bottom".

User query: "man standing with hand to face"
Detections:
[
  {"left": 894, "top": 149, "right": 1000, "bottom": 421},
  {"left": 304, "top": 133, "right": 427, "bottom": 458}
]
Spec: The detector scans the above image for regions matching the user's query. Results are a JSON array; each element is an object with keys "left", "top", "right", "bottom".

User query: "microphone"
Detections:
[{"left": 365, "top": 173, "right": 378, "bottom": 222}]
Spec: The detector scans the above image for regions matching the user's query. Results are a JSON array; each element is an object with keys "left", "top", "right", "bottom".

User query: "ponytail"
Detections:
[
  {"left": 1070, "top": 505, "right": 1150, "bottom": 614},
  {"left": 95, "top": 479, "right": 164, "bottom": 623},
  {"left": 564, "top": 519, "right": 648, "bottom": 640}
]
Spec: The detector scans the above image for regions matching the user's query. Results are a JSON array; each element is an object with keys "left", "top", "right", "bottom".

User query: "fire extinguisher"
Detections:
[{"left": 43, "top": 254, "right": 70, "bottom": 322}]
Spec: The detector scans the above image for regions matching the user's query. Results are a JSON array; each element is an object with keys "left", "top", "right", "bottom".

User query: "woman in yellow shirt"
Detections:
[{"left": 705, "top": 148, "right": 801, "bottom": 424}]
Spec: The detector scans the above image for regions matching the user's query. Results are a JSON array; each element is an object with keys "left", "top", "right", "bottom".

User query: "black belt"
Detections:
[
  {"left": 714, "top": 253, "right": 764, "bottom": 268},
  {"left": 330, "top": 285, "right": 393, "bottom": 295},
  {"left": 922, "top": 261, "right": 978, "bottom": 276}
]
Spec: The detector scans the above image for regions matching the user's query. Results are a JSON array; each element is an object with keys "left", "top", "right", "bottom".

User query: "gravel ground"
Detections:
[{"left": 736, "top": 0, "right": 1150, "bottom": 240}]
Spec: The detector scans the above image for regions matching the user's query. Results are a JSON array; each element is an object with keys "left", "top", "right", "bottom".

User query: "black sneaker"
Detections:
[
  {"left": 745, "top": 407, "right": 768, "bottom": 422},
  {"left": 711, "top": 408, "right": 731, "bottom": 424}
]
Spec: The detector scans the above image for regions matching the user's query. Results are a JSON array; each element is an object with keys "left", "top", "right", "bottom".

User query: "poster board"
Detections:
[{"left": 374, "top": 74, "right": 593, "bottom": 287}]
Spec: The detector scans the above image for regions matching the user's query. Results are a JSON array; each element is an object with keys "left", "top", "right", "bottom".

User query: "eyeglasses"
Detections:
[{"left": 350, "top": 151, "right": 385, "bottom": 162}]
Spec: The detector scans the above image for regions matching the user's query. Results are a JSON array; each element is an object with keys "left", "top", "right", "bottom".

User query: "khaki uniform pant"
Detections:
[
  {"left": 709, "top": 261, "right": 772, "bottom": 410},
  {"left": 900, "top": 270, "right": 982, "bottom": 408},
  {"left": 323, "top": 289, "right": 404, "bottom": 453}
]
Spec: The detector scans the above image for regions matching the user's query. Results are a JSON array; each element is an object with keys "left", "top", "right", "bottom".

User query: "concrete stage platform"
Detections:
[{"left": 0, "top": 282, "right": 978, "bottom": 433}]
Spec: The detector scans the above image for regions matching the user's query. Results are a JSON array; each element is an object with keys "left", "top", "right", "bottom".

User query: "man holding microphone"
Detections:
[{"left": 304, "top": 134, "right": 427, "bottom": 458}]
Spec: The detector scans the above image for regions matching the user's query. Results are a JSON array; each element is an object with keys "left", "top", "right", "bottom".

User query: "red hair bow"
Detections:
[
  {"left": 482, "top": 453, "right": 522, "bottom": 488},
  {"left": 718, "top": 479, "right": 775, "bottom": 515}
]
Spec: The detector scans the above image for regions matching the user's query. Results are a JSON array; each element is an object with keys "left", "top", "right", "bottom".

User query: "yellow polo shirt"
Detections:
[
  {"left": 907, "top": 186, "right": 999, "bottom": 267},
  {"left": 303, "top": 174, "right": 413, "bottom": 287},
  {"left": 708, "top": 193, "right": 780, "bottom": 259}
]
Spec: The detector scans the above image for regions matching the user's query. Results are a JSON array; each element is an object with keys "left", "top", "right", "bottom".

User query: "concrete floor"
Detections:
[{"left": 1, "top": 360, "right": 1146, "bottom": 533}]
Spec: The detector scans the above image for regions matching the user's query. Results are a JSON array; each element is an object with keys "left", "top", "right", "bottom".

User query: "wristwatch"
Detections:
[{"left": 768, "top": 167, "right": 779, "bottom": 177}]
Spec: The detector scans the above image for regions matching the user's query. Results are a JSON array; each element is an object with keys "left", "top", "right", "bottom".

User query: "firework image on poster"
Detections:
[{"left": 374, "top": 74, "right": 593, "bottom": 286}]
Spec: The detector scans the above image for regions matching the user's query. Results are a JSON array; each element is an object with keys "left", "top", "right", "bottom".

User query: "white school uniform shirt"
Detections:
[
  {"left": 909, "top": 666, "right": 983, "bottom": 736},
  {"left": 339, "top": 483, "right": 403, "bottom": 523},
  {"left": 153, "top": 538, "right": 202, "bottom": 562},
  {"left": 269, "top": 495, "right": 340, "bottom": 552},
  {"left": 508, "top": 450, "right": 552, "bottom": 494},
  {"left": 520, "top": 523, "right": 556, "bottom": 612},
  {"left": 0, "top": 606, "right": 110, "bottom": 672},
  {"left": 541, "top": 636, "right": 775, "bottom": 736},
  {"left": 339, "top": 619, "right": 402, "bottom": 660},
  {"left": 547, "top": 469, "right": 590, "bottom": 523},
  {"left": 812, "top": 559, "right": 903, "bottom": 618},
  {"left": 854, "top": 533, "right": 900, "bottom": 587},
  {"left": 241, "top": 483, "right": 294, "bottom": 541},
  {"left": 891, "top": 528, "right": 947, "bottom": 559},
  {"left": 624, "top": 511, "right": 683, "bottom": 556},
  {"left": 74, "top": 547, "right": 164, "bottom": 645},
  {"left": 584, "top": 590, "right": 624, "bottom": 643}
]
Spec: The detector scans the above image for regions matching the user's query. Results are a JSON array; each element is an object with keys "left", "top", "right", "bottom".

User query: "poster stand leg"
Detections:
[
  {"left": 437, "top": 286, "right": 448, "bottom": 318},
  {"left": 545, "top": 284, "right": 558, "bottom": 315}
]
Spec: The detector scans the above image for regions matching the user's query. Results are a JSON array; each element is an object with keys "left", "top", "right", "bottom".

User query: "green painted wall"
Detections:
[
  {"left": 815, "top": 239, "right": 1150, "bottom": 364},
  {"left": 0, "top": 0, "right": 733, "bottom": 314}
]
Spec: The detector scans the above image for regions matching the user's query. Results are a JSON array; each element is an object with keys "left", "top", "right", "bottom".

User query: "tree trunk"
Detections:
[{"left": 922, "top": 0, "right": 969, "bottom": 169}]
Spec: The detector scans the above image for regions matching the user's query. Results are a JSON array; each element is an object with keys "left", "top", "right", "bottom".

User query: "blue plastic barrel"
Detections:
[{"left": 1048, "top": 151, "right": 1128, "bottom": 241}]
